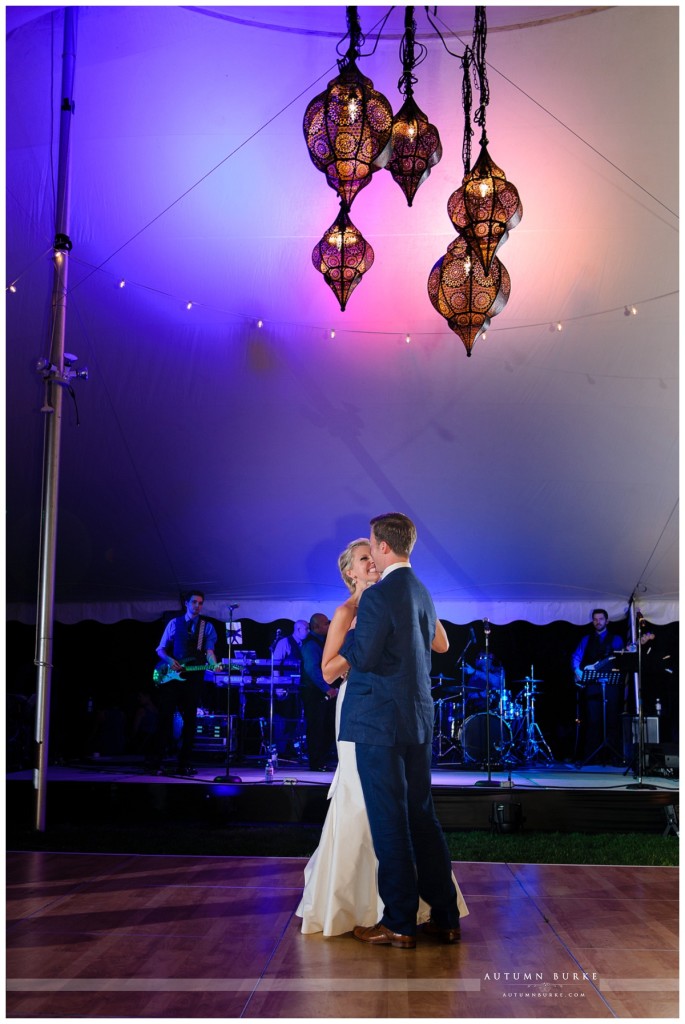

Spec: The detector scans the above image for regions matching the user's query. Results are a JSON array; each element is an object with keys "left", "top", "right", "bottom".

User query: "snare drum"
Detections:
[{"left": 458, "top": 713, "right": 512, "bottom": 763}]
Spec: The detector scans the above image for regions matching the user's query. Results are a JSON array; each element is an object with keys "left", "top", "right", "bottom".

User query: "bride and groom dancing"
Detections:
[{"left": 296, "top": 512, "right": 467, "bottom": 948}]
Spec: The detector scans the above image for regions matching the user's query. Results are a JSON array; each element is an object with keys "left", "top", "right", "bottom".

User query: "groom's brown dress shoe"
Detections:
[
  {"left": 353, "top": 923, "right": 416, "bottom": 949},
  {"left": 420, "top": 919, "right": 461, "bottom": 944}
]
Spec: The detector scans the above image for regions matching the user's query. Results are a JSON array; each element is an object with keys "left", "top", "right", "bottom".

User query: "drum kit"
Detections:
[{"left": 432, "top": 659, "right": 554, "bottom": 767}]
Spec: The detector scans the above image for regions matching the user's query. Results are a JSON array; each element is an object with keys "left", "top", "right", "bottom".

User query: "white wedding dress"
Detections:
[{"left": 296, "top": 681, "right": 469, "bottom": 936}]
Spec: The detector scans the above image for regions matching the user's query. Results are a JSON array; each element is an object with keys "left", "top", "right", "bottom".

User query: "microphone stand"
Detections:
[
  {"left": 214, "top": 605, "right": 242, "bottom": 783},
  {"left": 626, "top": 615, "right": 657, "bottom": 790},
  {"left": 475, "top": 618, "right": 501, "bottom": 787}
]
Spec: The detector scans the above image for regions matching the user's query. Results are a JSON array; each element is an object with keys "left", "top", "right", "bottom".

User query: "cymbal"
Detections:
[
  {"left": 513, "top": 677, "right": 544, "bottom": 683},
  {"left": 430, "top": 675, "right": 456, "bottom": 682}
]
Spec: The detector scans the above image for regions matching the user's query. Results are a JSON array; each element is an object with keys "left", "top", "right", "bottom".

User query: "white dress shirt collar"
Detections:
[{"left": 381, "top": 561, "right": 411, "bottom": 580}]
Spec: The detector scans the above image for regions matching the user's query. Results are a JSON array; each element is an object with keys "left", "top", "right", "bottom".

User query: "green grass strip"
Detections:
[{"left": 7, "top": 822, "right": 678, "bottom": 866}]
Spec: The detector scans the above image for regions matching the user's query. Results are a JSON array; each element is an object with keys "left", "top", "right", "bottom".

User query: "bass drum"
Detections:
[{"left": 458, "top": 713, "right": 512, "bottom": 763}]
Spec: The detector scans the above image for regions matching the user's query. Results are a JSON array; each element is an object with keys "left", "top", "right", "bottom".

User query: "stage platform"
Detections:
[{"left": 7, "top": 758, "right": 679, "bottom": 834}]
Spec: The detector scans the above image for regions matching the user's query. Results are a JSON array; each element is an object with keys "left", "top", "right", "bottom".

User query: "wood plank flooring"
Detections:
[{"left": 6, "top": 851, "right": 678, "bottom": 1018}]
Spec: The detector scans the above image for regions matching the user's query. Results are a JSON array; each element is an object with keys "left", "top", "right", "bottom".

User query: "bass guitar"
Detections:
[
  {"left": 153, "top": 660, "right": 213, "bottom": 685},
  {"left": 577, "top": 633, "right": 656, "bottom": 685}
]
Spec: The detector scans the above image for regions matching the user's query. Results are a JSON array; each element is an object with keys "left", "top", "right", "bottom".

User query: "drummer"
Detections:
[{"left": 471, "top": 651, "right": 505, "bottom": 694}]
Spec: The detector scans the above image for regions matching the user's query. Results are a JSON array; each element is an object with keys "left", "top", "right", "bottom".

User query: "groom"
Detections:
[{"left": 339, "top": 512, "right": 459, "bottom": 949}]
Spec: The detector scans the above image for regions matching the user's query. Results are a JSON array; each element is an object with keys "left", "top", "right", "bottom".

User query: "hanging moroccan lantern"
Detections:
[
  {"left": 427, "top": 236, "right": 510, "bottom": 356},
  {"left": 447, "top": 141, "right": 522, "bottom": 273},
  {"left": 303, "top": 8, "right": 393, "bottom": 209},
  {"left": 387, "top": 95, "right": 442, "bottom": 207},
  {"left": 312, "top": 205, "right": 374, "bottom": 311},
  {"left": 386, "top": 8, "right": 441, "bottom": 206}
]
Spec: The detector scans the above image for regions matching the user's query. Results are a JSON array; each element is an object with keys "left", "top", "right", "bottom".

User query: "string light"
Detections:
[
  {"left": 330, "top": 329, "right": 336, "bottom": 339},
  {"left": 257, "top": 319, "right": 263, "bottom": 328},
  {"left": 186, "top": 301, "right": 193, "bottom": 310},
  {"left": 8, "top": 283, "right": 17, "bottom": 293},
  {"left": 39, "top": 250, "right": 674, "bottom": 344},
  {"left": 405, "top": 333, "right": 411, "bottom": 344}
]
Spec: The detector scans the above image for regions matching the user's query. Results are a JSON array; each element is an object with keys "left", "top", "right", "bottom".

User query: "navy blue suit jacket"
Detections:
[{"left": 338, "top": 566, "right": 436, "bottom": 746}]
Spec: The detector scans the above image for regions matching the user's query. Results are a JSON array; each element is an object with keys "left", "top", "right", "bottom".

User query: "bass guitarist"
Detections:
[{"left": 150, "top": 590, "right": 218, "bottom": 776}]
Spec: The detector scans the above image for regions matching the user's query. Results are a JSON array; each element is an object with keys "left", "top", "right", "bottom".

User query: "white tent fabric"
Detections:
[{"left": 6, "top": 6, "right": 678, "bottom": 626}]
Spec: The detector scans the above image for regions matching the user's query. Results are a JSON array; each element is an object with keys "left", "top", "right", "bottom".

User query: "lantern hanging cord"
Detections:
[
  {"left": 461, "top": 46, "right": 474, "bottom": 174},
  {"left": 337, "top": 6, "right": 363, "bottom": 66},
  {"left": 424, "top": 6, "right": 466, "bottom": 59},
  {"left": 461, "top": 8, "right": 490, "bottom": 173},
  {"left": 472, "top": 5, "right": 489, "bottom": 139},
  {"left": 397, "top": 7, "right": 429, "bottom": 97},
  {"left": 337, "top": 5, "right": 396, "bottom": 67}
]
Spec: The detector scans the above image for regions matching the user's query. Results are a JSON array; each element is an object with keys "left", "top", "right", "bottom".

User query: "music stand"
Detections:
[
  {"left": 214, "top": 607, "right": 242, "bottom": 783},
  {"left": 579, "top": 668, "right": 624, "bottom": 767}
]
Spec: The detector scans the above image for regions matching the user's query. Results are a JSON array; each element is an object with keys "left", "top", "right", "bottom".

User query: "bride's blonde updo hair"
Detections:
[{"left": 338, "top": 538, "right": 371, "bottom": 594}]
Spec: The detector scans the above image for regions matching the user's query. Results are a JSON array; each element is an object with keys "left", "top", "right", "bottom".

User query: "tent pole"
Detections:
[{"left": 33, "top": 7, "right": 78, "bottom": 832}]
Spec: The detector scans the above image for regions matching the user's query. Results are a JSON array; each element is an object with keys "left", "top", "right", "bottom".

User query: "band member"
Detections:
[
  {"left": 571, "top": 608, "right": 624, "bottom": 764},
  {"left": 151, "top": 590, "right": 218, "bottom": 776},
  {"left": 300, "top": 613, "right": 338, "bottom": 771},
  {"left": 633, "top": 621, "right": 676, "bottom": 742},
  {"left": 272, "top": 620, "right": 309, "bottom": 668}
]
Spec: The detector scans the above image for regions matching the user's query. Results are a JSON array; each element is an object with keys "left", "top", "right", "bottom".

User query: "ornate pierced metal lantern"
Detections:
[
  {"left": 312, "top": 204, "right": 375, "bottom": 312},
  {"left": 386, "top": 8, "right": 442, "bottom": 206},
  {"left": 447, "top": 141, "right": 522, "bottom": 273},
  {"left": 303, "top": 9, "right": 393, "bottom": 208},
  {"left": 428, "top": 236, "right": 510, "bottom": 356}
]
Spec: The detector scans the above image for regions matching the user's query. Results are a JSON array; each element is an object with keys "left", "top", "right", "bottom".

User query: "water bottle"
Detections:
[{"left": 265, "top": 758, "right": 274, "bottom": 784}]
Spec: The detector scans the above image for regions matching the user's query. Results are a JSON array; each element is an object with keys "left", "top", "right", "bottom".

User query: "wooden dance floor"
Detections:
[{"left": 6, "top": 850, "right": 678, "bottom": 1018}]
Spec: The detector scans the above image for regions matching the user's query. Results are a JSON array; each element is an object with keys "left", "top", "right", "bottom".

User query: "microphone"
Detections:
[
  {"left": 483, "top": 617, "right": 491, "bottom": 636},
  {"left": 269, "top": 628, "right": 282, "bottom": 653},
  {"left": 228, "top": 603, "right": 240, "bottom": 610}
]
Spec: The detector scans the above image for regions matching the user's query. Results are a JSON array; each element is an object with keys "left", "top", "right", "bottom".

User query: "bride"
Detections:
[{"left": 296, "top": 537, "right": 468, "bottom": 936}]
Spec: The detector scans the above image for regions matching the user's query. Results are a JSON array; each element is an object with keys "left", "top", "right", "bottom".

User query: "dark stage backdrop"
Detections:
[{"left": 7, "top": 617, "right": 678, "bottom": 766}]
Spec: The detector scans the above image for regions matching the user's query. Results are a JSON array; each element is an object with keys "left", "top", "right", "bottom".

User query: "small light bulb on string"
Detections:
[
  {"left": 186, "top": 301, "right": 193, "bottom": 311},
  {"left": 624, "top": 305, "right": 637, "bottom": 316},
  {"left": 8, "top": 283, "right": 17, "bottom": 293},
  {"left": 118, "top": 279, "right": 126, "bottom": 289},
  {"left": 549, "top": 321, "right": 563, "bottom": 333},
  {"left": 330, "top": 329, "right": 336, "bottom": 339},
  {"left": 257, "top": 319, "right": 263, "bottom": 328},
  {"left": 405, "top": 333, "right": 411, "bottom": 344}
]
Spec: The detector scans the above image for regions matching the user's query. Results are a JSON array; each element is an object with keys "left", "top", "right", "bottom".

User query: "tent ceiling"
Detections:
[{"left": 6, "top": 6, "right": 678, "bottom": 625}]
